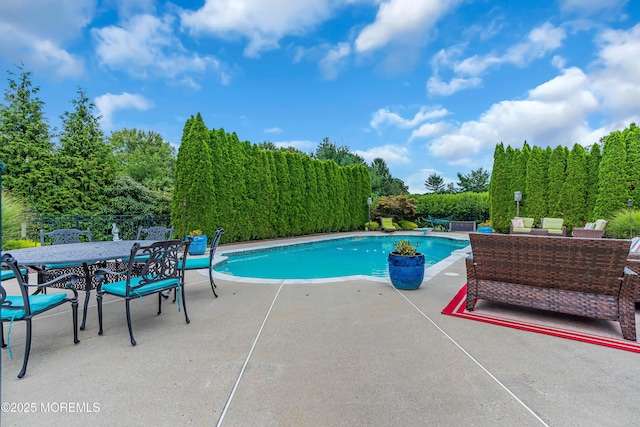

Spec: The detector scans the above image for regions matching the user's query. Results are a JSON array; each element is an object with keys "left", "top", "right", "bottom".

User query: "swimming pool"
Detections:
[{"left": 214, "top": 235, "right": 470, "bottom": 280}]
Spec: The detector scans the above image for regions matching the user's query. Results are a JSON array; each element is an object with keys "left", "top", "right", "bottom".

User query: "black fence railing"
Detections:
[{"left": 29, "top": 214, "right": 172, "bottom": 242}]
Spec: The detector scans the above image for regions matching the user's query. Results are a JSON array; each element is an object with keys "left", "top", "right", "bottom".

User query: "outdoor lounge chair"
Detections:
[
  {"left": 509, "top": 217, "right": 534, "bottom": 234},
  {"left": 380, "top": 218, "right": 397, "bottom": 232},
  {"left": 180, "top": 227, "right": 224, "bottom": 297},
  {"left": 426, "top": 215, "right": 453, "bottom": 231},
  {"left": 95, "top": 240, "right": 190, "bottom": 346},
  {"left": 541, "top": 217, "right": 567, "bottom": 236},
  {"left": 572, "top": 219, "right": 608, "bottom": 238},
  {"left": 1, "top": 253, "right": 79, "bottom": 378}
]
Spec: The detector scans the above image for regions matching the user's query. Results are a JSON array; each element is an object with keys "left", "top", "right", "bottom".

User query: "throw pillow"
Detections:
[
  {"left": 630, "top": 238, "right": 640, "bottom": 253},
  {"left": 511, "top": 218, "right": 524, "bottom": 228}
]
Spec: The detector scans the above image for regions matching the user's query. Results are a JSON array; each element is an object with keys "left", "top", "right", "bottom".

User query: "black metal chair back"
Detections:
[
  {"left": 95, "top": 239, "right": 190, "bottom": 346},
  {"left": 40, "top": 228, "right": 92, "bottom": 246},
  {"left": 137, "top": 226, "right": 174, "bottom": 240}
]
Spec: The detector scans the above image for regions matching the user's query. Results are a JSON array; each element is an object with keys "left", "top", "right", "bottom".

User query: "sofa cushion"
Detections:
[
  {"left": 594, "top": 219, "right": 607, "bottom": 231},
  {"left": 543, "top": 218, "right": 564, "bottom": 230}
]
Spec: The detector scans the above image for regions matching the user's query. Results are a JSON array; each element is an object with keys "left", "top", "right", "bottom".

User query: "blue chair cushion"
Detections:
[
  {"left": 101, "top": 276, "right": 180, "bottom": 297},
  {"left": 179, "top": 258, "right": 210, "bottom": 270},
  {"left": 1, "top": 268, "right": 27, "bottom": 281},
  {"left": 1, "top": 294, "right": 67, "bottom": 320}
]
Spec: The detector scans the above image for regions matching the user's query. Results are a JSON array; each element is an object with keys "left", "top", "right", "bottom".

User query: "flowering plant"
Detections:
[
  {"left": 188, "top": 229, "right": 203, "bottom": 236},
  {"left": 479, "top": 220, "right": 492, "bottom": 227},
  {"left": 393, "top": 239, "right": 419, "bottom": 256}
]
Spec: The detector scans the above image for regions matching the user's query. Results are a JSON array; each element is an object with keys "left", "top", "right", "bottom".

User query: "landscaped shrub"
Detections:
[
  {"left": 413, "top": 192, "right": 489, "bottom": 225},
  {"left": 365, "top": 221, "right": 379, "bottom": 231},
  {"left": 2, "top": 191, "right": 30, "bottom": 241},
  {"left": 371, "top": 194, "right": 418, "bottom": 221},
  {"left": 3, "top": 239, "right": 39, "bottom": 251},
  {"left": 398, "top": 220, "right": 417, "bottom": 230},
  {"left": 604, "top": 209, "right": 640, "bottom": 239}
]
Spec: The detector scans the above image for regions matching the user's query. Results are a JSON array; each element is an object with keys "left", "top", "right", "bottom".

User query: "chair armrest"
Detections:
[{"left": 23, "top": 273, "right": 80, "bottom": 298}]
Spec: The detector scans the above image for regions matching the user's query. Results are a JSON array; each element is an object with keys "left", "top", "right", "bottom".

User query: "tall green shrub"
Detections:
[
  {"left": 524, "top": 146, "right": 548, "bottom": 224},
  {"left": 558, "top": 144, "right": 587, "bottom": 231},
  {"left": 585, "top": 143, "right": 601, "bottom": 221},
  {"left": 547, "top": 146, "right": 567, "bottom": 217},
  {"left": 489, "top": 143, "right": 512, "bottom": 232},
  {"left": 171, "top": 113, "right": 215, "bottom": 238},
  {"left": 594, "top": 131, "right": 629, "bottom": 219}
]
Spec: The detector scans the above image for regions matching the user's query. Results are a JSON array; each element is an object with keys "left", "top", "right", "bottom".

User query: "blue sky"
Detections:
[{"left": 1, "top": 0, "right": 639, "bottom": 194}]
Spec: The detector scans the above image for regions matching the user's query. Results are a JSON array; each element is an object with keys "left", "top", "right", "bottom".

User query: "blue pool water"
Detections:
[{"left": 215, "top": 236, "right": 469, "bottom": 280}]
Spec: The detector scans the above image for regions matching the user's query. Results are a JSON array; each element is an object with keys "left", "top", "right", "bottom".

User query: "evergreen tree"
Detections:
[
  {"left": 547, "top": 146, "right": 567, "bottom": 217},
  {"left": 55, "top": 87, "right": 115, "bottom": 214},
  {"left": 489, "top": 143, "right": 512, "bottom": 232},
  {"left": 558, "top": 144, "right": 587, "bottom": 230},
  {"left": 624, "top": 123, "right": 640, "bottom": 205},
  {"left": 0, "top": 64, "right": 56, "bottom": 213},
  {"left": 585, "top": 143, "right": 601, "bottom": 221},
  {"left": 425, "top": 173, "right": 445, "bottom": 194},
  {"left": 171, "top": 113, "right": 215, "bottom": 238},
  {"left": 524, "top": 146, "right": 548, "bottom": 224},
  {"left": 594, "top": 131, "right": 629, "bottom": 219},
  {"left": 456, "top": 167, "right": 490, "bottom": 193},
  {"left": 514, "top": 142, "right": 530, "bottom": 215}
]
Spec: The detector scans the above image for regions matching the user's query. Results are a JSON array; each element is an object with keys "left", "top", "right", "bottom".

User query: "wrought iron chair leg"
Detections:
[
  {"left": 80, "top": 291, "right": 90, "bottom": 330},
  {"left": 172, "top": 288, "right": 177, "bottom": 303},
  {"left": 209, "top": 269, "right": 218, "bottom": 298},
  {"left": 72, "top": 300, "right": 80, "bottom": 344},
  {"left": 18, "top": 320, "right": 33, "bottom": 378},
  {"left": 1, "top": 322, "right": 6, "bottom": 348},
  {"left": 97, "top": 293, "right": 104, "bottom": 335},
  {"left": 182, "top": 286, "right": 190, "bottom": 324},
  {"left": 126, "top": 300, "right": 136, "bottom": 346},
  {"left": 157, "top": 293, "right": 162, "bottom": 315}
]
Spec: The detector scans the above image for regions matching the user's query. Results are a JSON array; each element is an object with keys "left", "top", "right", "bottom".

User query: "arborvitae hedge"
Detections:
[
  {"left": 172, "top": 115, "right": 371, "bottom": 243},
  {"left": 488, "top": 123, "right": 639, "bottom": 232}
]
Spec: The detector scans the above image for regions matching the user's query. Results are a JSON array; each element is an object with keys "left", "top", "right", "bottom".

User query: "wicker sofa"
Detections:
[{"left": 466, "top": 233, "right": 637, "bottom": 341}]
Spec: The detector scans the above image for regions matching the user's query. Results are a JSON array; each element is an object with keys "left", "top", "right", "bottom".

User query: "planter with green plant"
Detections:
[
  {"left": 478, "top": 220, "right": 493, "bottom": 233},
  {"left": 388, "top": 239, "right": 425, "bottom": 290}
]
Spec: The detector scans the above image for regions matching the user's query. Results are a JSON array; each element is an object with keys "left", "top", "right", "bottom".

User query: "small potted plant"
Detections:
[
  {"left": 388, "top": 239, "right": 425, "bottom": 290},
  {"left": 186, "top": 229, "right": 208, "bottom": 255},
  {"left": 478, "top": 220, "right": 493, "bottom": 233}
]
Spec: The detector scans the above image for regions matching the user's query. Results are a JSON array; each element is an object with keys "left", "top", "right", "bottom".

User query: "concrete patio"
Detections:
[{"left": 2, "top": 232, "right": 639, "bottom": 426}]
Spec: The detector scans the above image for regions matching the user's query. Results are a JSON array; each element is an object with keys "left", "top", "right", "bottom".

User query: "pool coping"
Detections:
[{"left": 210, "top": 231, "right": 471, "bottom": 284}]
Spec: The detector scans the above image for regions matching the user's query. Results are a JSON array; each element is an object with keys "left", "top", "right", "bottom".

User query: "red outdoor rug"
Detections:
[{"left": 442, "top": 285, "right": 640, "bottom": 354}]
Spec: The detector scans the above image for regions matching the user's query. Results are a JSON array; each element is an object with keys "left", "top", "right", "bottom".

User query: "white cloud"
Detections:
[
  {"left": 428, "top": 67, "right": 600, "bottom": 164},
  {"left": 354, "top": 0, "right": 460, "bottom": 53},
  {"left": 409, "top": 122, "right": 450, "bottom": 141},
  {"left": 426, "top": 76, "right": 482, "bottom": 96},
  {"left": 428, "top": 22, "right": 566, "bottom": 97},
  {"left": 92, "top": 14, "right": 227, "bottom": 83},
  {"left": 590, "top": 23, "right": 640, "bottom": 116},
  {"left": 319, "top": 42, "right": 351, "bottom": 80},
  {"left": 354, "top": 145, "right": 411, "bottom": 165},
  {"left": 370, "top": 106, "right": 449, "bottom": 131},
  {"left": 264, "top": 127, "right": 283, "bottom": 134},
  {"left": 179, "top": 0, "right": 335, "bottom": 57},
  {"left": 454, "top": 22, "right": 566, "bottom": 77},
  {"left": 0, "top": 0, "right": 92, "bottom": 77},
  {"left": 95, "top": 92, "right": 154, "bottom": 128}
]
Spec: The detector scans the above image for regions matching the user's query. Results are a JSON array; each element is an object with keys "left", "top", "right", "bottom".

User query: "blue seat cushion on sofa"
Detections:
[
  {"left": 179, "top": 258, "right": 210, "bottom": 270},
  {"left": 1, "top": 294, "right": 67, "bottom": 320},
  {"left": 1, "top": 268, "right": 27, "bottom": 281},
  {"left": 101, "top": 276, "right": 180, "bottom": 297}
]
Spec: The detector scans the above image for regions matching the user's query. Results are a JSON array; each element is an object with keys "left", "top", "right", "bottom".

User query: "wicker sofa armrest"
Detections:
[{"left": 572, "top": 228, "right": 605, "bottom": 238}]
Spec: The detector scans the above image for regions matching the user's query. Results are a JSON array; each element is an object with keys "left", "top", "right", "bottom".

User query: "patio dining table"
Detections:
[{"left": 5, "top": 240, "right": 155, "bottom": 330}]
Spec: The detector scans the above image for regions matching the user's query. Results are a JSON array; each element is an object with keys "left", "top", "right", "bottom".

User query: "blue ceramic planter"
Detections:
[
  {"left": 186, "top": 235, "right": 208, "bottom": 255},
  {"left": 388, "top": 252, "right": 425, "bottom": 290},
  {"left": 478, "top": 226, "right": 493, "bottom": 234}
]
